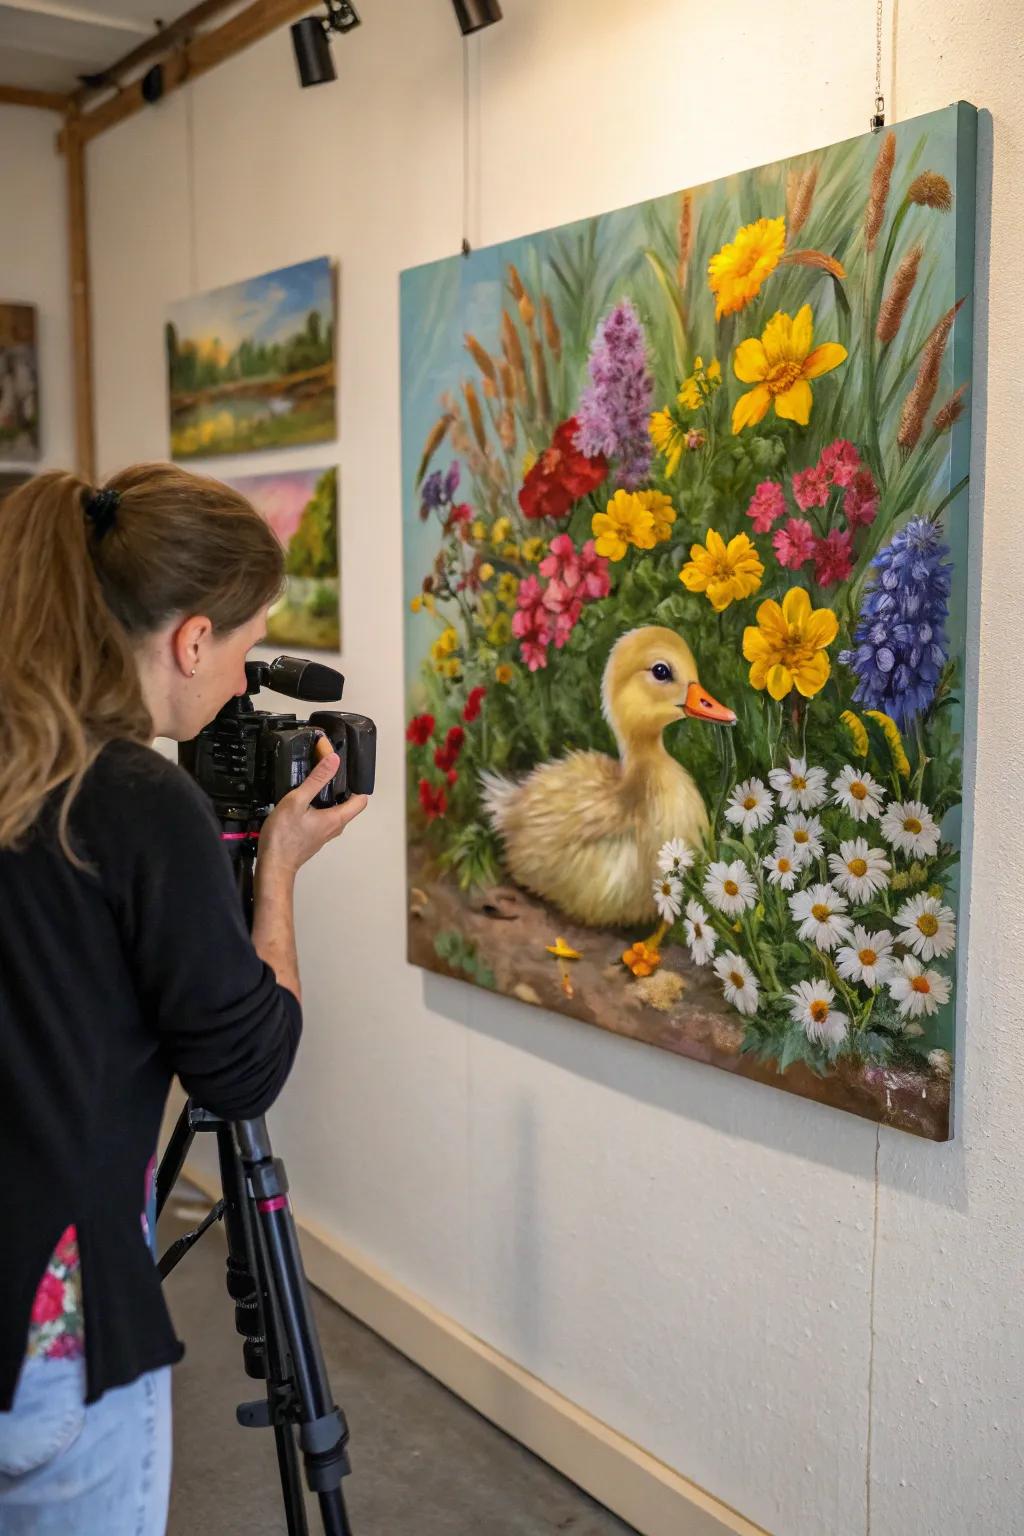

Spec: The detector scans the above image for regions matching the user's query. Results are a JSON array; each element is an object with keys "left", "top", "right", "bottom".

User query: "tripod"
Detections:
[{"left": 154, "top": 814, "right": 354, "bottom": 1536}]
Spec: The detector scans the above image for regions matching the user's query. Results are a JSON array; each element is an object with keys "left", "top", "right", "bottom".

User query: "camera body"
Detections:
[{"left": 179, "top": 655, "right": 376, "bottom": 822}]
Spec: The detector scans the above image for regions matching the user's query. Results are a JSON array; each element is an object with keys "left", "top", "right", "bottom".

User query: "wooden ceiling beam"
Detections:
[
  {"left": 0, "top": 83, "right": 70, "bottom": 111},
  {"left": 71, "top": 0, "right": 239, "bottom": 108}
]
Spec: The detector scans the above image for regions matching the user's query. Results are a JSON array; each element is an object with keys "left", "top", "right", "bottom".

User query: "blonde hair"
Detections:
[{"left": 0, "top": 462, "right": 285, "bottom": 852}]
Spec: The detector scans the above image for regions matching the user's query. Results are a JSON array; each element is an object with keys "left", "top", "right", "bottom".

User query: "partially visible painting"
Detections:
[
  {"left": 166, "top": 258, "right": 335, "bottom": 460},
  {"left": 0, "top": 304, "right": 39, "bottom": 462},
  {"left": 225, "top": 466, "right": 339, "bottom": 650},
  {"left": 401, "top": 103, "right": 977, "bottom": 1140}
]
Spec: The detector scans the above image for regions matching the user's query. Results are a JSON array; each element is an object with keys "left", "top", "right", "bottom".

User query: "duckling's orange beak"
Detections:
[{"left": 682, "top": 681, "right": 736, "bottom": 725}]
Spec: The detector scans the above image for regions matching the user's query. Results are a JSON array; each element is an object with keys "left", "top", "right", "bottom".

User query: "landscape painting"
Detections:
[
  {"left": 166, "top": 258, "right": 335, "bottom": 459},
  {"left": 225, "top": 465, "right": 339, "bottom": 650},
  {"left": 401, "top": 104, "right": 977, "bottom": 1140},
  {"left": 0, "top": 304, "right": 39, "bottom": 462}
]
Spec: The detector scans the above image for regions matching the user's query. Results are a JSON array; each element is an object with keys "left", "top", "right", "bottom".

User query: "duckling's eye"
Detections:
[{"left": 651, "top": 661, "right": 674, "bottom": 683}]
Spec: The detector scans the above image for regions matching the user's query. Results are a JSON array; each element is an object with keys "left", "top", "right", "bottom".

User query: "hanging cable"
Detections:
[
  {"left": 185, "top": 82, "right": 199, "bottom": 291},
  {"left": 871, "top": 0, "right": 886, "bottom": 130},
  {"left": 461, "top": 38, "right": 471, "bottom": 256}
]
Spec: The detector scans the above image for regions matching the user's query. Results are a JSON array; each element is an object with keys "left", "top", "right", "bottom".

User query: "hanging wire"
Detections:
[
  {"left": 184, "top": 81, "right": 199, "bottom": 290},
  {"left": 461, "top": 38, "right": 471, "bottom": 256},
  {"left": 871, "top": 0, "right": 886, "bottom": 130}
]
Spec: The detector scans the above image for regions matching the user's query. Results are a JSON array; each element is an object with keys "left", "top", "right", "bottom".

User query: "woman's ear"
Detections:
[{"left": 171, "top": 615, "right": 213, "bottom": 679}]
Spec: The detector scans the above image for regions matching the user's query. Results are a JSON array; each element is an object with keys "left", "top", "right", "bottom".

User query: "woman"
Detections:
[{"left": 0, "top": 463, "right": 368, "bottom": 1533}]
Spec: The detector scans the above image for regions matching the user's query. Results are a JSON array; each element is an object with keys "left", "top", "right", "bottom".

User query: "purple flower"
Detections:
[
  {"left": 444, "top": 461, "right": 461, "bottom": 499},
  {"left": 421, "top": 470, "right": 446, "bottom": 510},
  {"left": 575, "top": 300, "right": 654, "bottom": 489},
  {"left": 840, "top": 518, "right": 952, "bottom": 727}
]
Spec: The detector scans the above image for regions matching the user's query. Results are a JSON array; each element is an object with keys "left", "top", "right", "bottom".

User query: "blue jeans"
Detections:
[{"left": 0, "top": 1354, "right": 172, "bottom": 1535}]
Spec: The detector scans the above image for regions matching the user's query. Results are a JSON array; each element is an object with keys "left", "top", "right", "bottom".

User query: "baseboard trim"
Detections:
[{"left": 181, "top": 1164, "right": 768, "bottom": 1536}]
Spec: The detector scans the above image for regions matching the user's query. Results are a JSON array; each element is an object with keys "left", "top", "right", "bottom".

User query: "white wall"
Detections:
[
  {"left": 85, "top": 1, "right": 1022, "bottom": 1532},
  {"left": 0, "top": 103, "right": 73, "bottom": 469}
]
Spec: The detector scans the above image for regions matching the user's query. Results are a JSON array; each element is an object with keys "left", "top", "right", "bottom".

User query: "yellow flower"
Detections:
[
  {"left": 495, "top": 662, "right": 515, "bottom": 684},
  {"left": 521, "top": 450, "right": 537, "bottom": 478},
  {"left": 501, "top": 542, "right": 520, "bottom": 561},
  {"left": 592, "top": 490, "right": 657, "bottom": 562},
  {"left": 635, "top": 489, "right": 676, "bottom": 544},
  {"left": 491, "top": 516, "right": 512, "bottom": 545},
  {"left": 622, "top": 941, "right": 661, "bottom": 978},
  {"left": 479, "top": 562, "right": 495, "bottom": 582},
  {"left": 522, "top": 537, "right": 545, "bottom": 563},
  {"left": 731, "top": 305, "right": 847, "bottom": 434},
  {"left": 410, "top": 592, "right": 436, "bottom": 615},
  {"left": 497, "top": 573, "right": 519, "bottom": 607},
  {"left": 678, "top": 356, "right": 722, "bottom": 410},
  {"left": 487, "top": 613, "right": 512, "bottom": 646},
  {"left": 439, "top": 657, "right": 462, "bottom": 679},
  {"left": 477, "top": 592, "right": 498, "bottom": 624},
  {"left": 650, "top": 408, "right": 688, "bottom": 477},
  {"left": 841, "top": 709, "right": 869, "bottom": 757},
  {"left": 708, "top": 216, "right": 786, "bottom": 319},
  {"left": 430, "top": 626, "right": 459, "bottom": 662},
  {"left": 680, "top": 529, "right": 763, "bottom": 611},
  {"left": 742, "top": 586, "right": 838, "bottom": 700},
  {"left": 471, "top": 519, "right": 487, "bottom": 541},
  {"left": 546, "top": 936, "right": 582, "bottom": 960},
  {"left": 864, "top": 710, "right": 911, "bottom": 778}
]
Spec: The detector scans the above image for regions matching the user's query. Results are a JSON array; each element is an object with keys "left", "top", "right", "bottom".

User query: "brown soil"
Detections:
[{"left": 407, "top": 843, "right": 950, "bottom": 1141}]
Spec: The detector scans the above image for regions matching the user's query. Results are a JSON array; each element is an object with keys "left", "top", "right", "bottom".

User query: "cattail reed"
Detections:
[
  {"left": 531, "top": 335, "right": 551, "bottom": 421},
  {"left": 498, "top": 408, "right": 516, "bottom": 450},
  {"left": 482, "top": 376, "right": 497, "bottom": 400},
  {"left": 908, "top": 171, "right": 952, "bottom": 211},
  {"left": 677, "top": 191, "right": 693, "bottom": 286},
  {"left": 541, "top": 295, "right": 562, "bottom": 362},
  {"left": 933, "top": 383, "right": 968, "bottom": 433},
  {"left": 786, "top": 164, "right": 818, "bottom": 242},
  {"left": 499, "top": 360, "right": 516, "bottom": 401},
  {"left": 782, "top": 249, "right": 846, "bottom": 279},
  {"left": 463, "top": 381, "right": 489, "bottom": 455},
  {"left": 416, "top": 412, "right": 452, "bottom": 485},
  {"left": 507, "top": 264, "right": 526, "bottom": 302},
  {"left": 464, "top": 333, "right": 497, "bottom": 382},
  {"left": 500, "top": 310, "right": 526, "bottom": 375},
  {"left": 897, "top": 299, "right": 964, "bottom": 453},
  {"left": 877, "top": 243, "right": 923, "bottom": 343},
  {"left": 518, "top": 291, "right": 536, "bottom": 330},
  {"left": 865, "top": 131, "right": 896, "bottom": 251}
]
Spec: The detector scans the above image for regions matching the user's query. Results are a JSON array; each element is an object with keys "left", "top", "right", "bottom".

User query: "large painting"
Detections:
[
  {"left": 401, "top": 104, "right": 976, "bottom": 1140},
  {"left": 166, "top": 258, "right": 335, "bottom": 459},
  {"left": 0, "top": 304, "right": 39, "bottom": 463},
  {"left": 224, "top": 466, "right": 340, "bottom": 650}
]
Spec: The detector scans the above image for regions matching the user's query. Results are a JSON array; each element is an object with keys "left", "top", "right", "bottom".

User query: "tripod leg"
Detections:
[{"left": 155, "top": 1101, "right": 196, "bottom": 1220}]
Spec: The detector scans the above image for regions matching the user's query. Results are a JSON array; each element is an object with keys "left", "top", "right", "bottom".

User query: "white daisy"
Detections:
[
  {"left": 776, "top": 812, "right": 825, "bottom": 867},
  {"left": 651, "top": 872, "right": 683, "bottom": 923},
  {"left": 827, "top": 838, "right": 891, "bottom": 903},
  {"left": 713, "top": 951, "right": 760, "bottom": 1016},
  {"left": 724, "top": 777, "right": 774, "bottom": 835},
  {"left": 787, "top": 979, "right": 848, "bottom": 1047},
  {"left": 768, "top": 756, "right": 828, "bottom": 812},
  {"left": 832, "top": 764, "right": 886, "bottom": 822},
  {"left": 703, "top": 858, "right": 757, "bottom": 917},
  {"left": 927, "top": 1048, "right": 953, "bottom": 1080},
  {"left": 835, "top": 925, "right": 895, "bottom": 989},
  {"left": 656, "top": 837, "right": 695, "bottom": 875},
  {"left": 886, "top": 955, "right": 952, "bottom": 1020},
  {"left": 879, "top": 799, "right": 941, "bottom": 859},
  {"left": 762, "top": 849, "right": 800, "bottom": 891},
  {"left": 788, "top": 883, "right": 853, "bottom": 951},
  {"left": 895, "top": 893, "right": 956, "bottom": 962},
  {"left": 683, "top": 899, "right": 717, "bottom": 966}
]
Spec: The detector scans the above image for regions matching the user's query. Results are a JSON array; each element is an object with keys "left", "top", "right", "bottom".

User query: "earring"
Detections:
[{"left": 191, "top": 667, "right": 197, "bottom": 677}]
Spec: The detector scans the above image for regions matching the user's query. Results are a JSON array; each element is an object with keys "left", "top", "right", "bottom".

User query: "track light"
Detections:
[
  {"left": 452, "top": 0, "right": 503, "bottom": 34},
  {"left": 291, "top": 0, "right": 360, "bottom": 88}
]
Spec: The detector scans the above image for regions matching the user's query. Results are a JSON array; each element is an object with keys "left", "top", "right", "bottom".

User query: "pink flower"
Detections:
[
  {"left": 577, "top": 539, "right": 611, "bottom": 600},
  {"left": 512, "top": 576, "right": 552, "bottom": 670},
  {"left": 31, "top": 1272, "right": 64, "bottom": 1326},
  {"left": 745, "top": 480, "right": 786, "bottom": 533},
  {"left": 844, "top": 468, "right": 880, "bottom": 528},
  {"left": 813, "top": 528, "right": 854, "bottom": 587},
  {"left": 44, "top": 1333, "right": 83, "bottom": 1361},
  {"left": 54, "top": 1225, "right": 78, "bottom": 1268},
  {"left": 539, "top": 533, "right": 579, "bottom": 584},
  {"left": 791, "top": 465, "right": 831, "bottom": 510},
  {"left": 772, "top": 517, "right": 817, "bottom": 570},
  {"left": 820, "top": 439, "right": 861, "bottom": 488}
]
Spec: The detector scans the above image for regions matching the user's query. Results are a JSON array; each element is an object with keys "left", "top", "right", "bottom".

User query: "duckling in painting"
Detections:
[{"left": 482, "top": 626, "right": 735, "bottom": 928}]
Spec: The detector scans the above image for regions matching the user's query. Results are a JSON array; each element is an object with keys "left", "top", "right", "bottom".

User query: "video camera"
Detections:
[{"left": 179, "top": 654, "right": 376, "bottom": 822}]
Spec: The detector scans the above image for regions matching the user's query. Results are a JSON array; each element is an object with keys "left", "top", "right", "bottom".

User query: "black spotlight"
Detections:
[
  {"left": 452, "top": 0, "right": 502, "bottom": 34},
  {"left": 291, "top": 0, "right": 360, "bottom": 88}
]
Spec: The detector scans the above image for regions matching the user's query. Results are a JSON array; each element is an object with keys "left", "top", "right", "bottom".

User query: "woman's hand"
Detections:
[{"left": 259, "top": 747, "right": 369, "bottom": 878}]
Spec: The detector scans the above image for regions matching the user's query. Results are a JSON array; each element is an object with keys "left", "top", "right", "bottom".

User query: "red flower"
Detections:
[
  {"left": 844, "top": 468, "right": 879, "bottom": 528},
  {"left": 463, "top": 686, "right": 486, "bottom": 723},
  {"left": 445, "top": 725, "right": 465, "bottom": 753},
  {"left": 45, "top": 1334, "right": 82, "bottom": 1361},
  {"left": 813, "top": 528, "right": 854, "bottom": 587},
  {"left": 819, "top": 438, "right": 861, "bottom": 488},
  {"left": 745, "top": 480, "right": 787, "bottom": 533},
  {"left": 54, "top": 1225, "right": 78, "bottom": 1268},
  {"left": 418, "top": 778, "right": 447, "bottom": 820},
  {"left": 518, "top": 417, "right": 608, "bottom": 520},
  {"left": 446, "top": 768, "right": 458, "bottom": 786},
  {"left": 451, "top": 502, "right": 473, "bottom": 524},
  {"left": 406, "top": 714, "right": 435, "bottom": 746},
  {"left": 31, "top": 1272, "right": 64, "bottom": 1326},
  {"left": 772, "top": 517, "right": 816, "bottom": 570},
  {"left": 791, "top": 465, "right": 831, "bottom": 510}
]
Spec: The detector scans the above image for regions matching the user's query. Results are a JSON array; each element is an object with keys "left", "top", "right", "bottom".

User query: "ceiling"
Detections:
[{"left": 0, "top": 0, "right": 174, "bottom": 93}]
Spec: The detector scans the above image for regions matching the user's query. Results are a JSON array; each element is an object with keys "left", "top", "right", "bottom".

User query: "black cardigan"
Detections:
[{"left": 0, "top": 740, "right": 302, "bottom": 1409}]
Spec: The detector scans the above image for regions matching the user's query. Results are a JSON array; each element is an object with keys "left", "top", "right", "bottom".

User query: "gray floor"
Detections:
[{"left": 161, "top": 1190, "right": 637, "bottom": 1536}]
